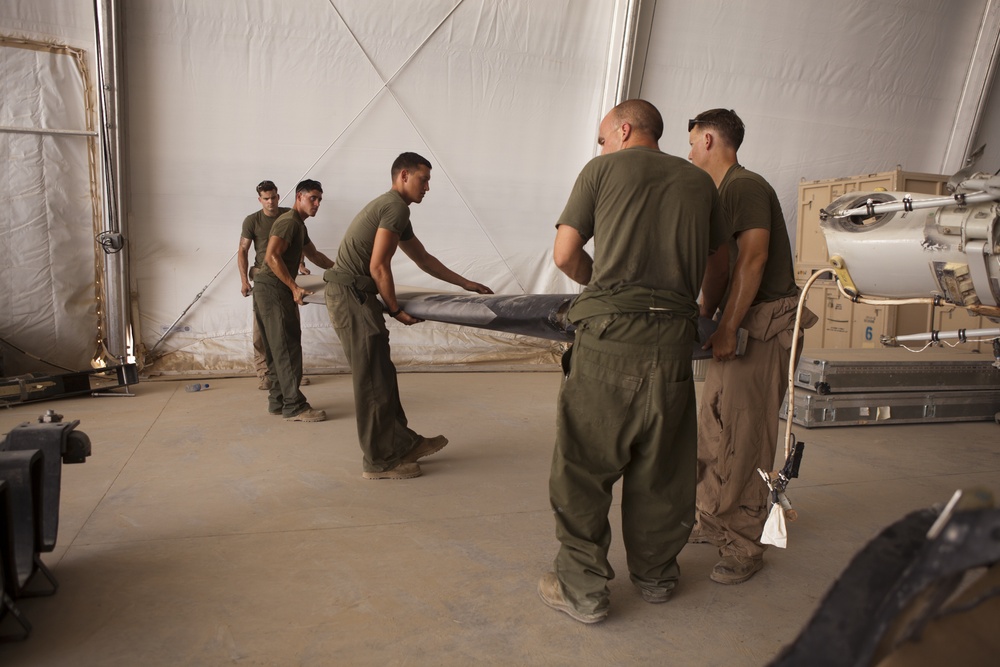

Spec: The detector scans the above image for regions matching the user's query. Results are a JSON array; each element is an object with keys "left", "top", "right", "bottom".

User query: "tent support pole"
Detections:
[
  {"left": 93, "top": 0, "right": 135, "bottom": 367},
  {"left": 942, "top": 0, "right": 1000, "bottom": 173},
  {"left": 604, "top": 0, "right": 657, "bottom": 108}
]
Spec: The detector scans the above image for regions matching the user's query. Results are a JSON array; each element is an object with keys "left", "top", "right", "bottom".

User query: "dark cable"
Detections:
[{"left": 0, "top": 336, "right": 77, "bottom": 373}]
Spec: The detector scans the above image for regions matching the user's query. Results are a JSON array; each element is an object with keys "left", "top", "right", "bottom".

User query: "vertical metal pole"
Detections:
[
  {"left": 94, "top": 0, "right": 134, "bottom": 365},
  {"left": 601, "top": 0, "right": 658, "bottom": 121},
  {"left": 615, "top": 0, "right": 657, "bottom": 104},
  {"left": 941, "top": 0, "right": 1000, "bottom": 173},
  {"left": 615, "top": 0, "right": 641, "bottom": 103}
]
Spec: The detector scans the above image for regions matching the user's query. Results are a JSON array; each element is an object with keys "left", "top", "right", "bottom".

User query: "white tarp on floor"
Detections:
[{"left": 2, "top": 0, "right": 998, "bottom": 375}]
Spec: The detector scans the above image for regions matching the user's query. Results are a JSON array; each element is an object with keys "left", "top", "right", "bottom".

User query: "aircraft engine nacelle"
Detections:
[{"left": 819, "top": 181, "right": 1000, "bottom": 319}]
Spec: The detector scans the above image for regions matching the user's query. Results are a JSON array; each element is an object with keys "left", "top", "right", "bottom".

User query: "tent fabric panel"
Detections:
[
  {"left": 0, "top": 41, "right": 98, "bottom": 374},
  {"left": 645, "top": 0, "right": 990, "bottom": 247},
  {"left": 126, "top": 0, "right": 611, "bottom": 372}
]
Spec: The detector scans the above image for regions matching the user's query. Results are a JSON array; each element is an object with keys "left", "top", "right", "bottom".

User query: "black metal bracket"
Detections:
[
  {"left": 0, "top": 363, "right": 138, "bottom": 406},
  {"left": 0, "top": 590, "right": 31, "bottom": 642},
  {"left": 17, "top": 554, "right": 58, "bottom": 599}
]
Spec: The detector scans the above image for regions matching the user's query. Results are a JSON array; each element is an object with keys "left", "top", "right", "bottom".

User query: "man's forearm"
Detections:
[
  {"left": 266, "top": 255, "right": 299, "bottom": 293},
  {"left": 700, "top": 270, "right": 728, "bottom": 318},
  {"left": 304, "top": 248, "right": 335, "bottom": 270},
  {"left": 557, "top": 252, "right": 593, "bottom": 286},
  {"left": 553, "top": 225, "right": 592, "bottom": 285},
  {"left": 371, "top": 264, "right": 399, "bottom": 311},
  {"left": 414, "top": 255, "right": 471, "bottom": 289},
  {"left": 714, "top": 227, "right": 771, "bottom": 330},
  {"left": 238, "top": 254, "right": 250, "bottom": 284},
  {"left": 717, "top": 258, "right": 766, "bottom": 333},
  {"left": 699, "top": 245, "right": 730, "bottom": 318}
]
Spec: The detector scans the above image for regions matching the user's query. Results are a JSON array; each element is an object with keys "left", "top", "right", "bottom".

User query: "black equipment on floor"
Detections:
[{"left": 0, "top": 411, "right": 91, "bottom": 641}]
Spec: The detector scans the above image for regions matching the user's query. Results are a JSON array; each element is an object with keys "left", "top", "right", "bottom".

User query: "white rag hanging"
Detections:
[{"left": 761, "top": 502, "right": 788, "bottom": 548}]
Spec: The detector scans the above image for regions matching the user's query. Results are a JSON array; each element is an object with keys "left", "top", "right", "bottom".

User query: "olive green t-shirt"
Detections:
[
  {"left": 241, "top": 207, "right": 291, "bottom": 269},
  {"left": 334, "top": 190, "right": 415, "bottom": 278},
  {"left": 718, "top": 164, "right": 797, "bottom": 305},
  {"left": 253, "top": 209, "right": 311, "bottom": 289},
  {"left": 556, "top": 146, "right": 726, "bottom": 316}
]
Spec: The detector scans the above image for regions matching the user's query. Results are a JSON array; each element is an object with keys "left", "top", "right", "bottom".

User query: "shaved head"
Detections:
[{"left": 613, "top": 99, "right": 664, "bottom": 142}]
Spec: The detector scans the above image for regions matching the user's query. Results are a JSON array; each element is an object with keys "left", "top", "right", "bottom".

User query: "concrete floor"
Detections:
[{"left": 0, "top": 370, "right": 997, "bottom": 666}]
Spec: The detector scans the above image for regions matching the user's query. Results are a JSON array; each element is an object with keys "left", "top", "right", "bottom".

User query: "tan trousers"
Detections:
[
  {"left": 695, "top": 296, "right": 813, "bottom": 560},
  {"left": 251, "top": 318, "right": 268, "bottom": 380}
]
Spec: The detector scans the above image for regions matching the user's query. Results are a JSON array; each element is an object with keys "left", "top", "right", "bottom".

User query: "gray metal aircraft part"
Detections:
[{"left": 819, "top": 173, "right": 1000, "bottom": 318}]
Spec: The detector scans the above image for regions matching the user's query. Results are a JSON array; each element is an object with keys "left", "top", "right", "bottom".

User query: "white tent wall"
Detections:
[
  {"left": 643, "top": 0, "right": 995, "bottom": 249},
  {"left": 127, "top": 0, "right": 615, "bottom": 374},
  {"left": 0, "top": 2, "right": 101, "bottom": 376},
  {"left": 3, "top": 0, "right": 1000, "bottom": 377},
  {"left": 0, "top": 1, "right": 95, "bottom": 50}
]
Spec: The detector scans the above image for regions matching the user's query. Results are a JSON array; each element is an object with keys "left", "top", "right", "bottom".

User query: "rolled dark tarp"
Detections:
[
  {"left": 302, "top": 279, "right": 721, "bottom": 359},
  {"left": 394, "top": 290, "right": 575, "bottom": 341}
]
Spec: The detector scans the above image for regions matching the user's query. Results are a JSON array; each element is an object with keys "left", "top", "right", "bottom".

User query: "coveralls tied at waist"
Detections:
[
  {"left": 567, "top": 285, "right": 699, "bottom": 329},
  {"left": 323, "top": 268, "right": 378, "bottom": 293}
]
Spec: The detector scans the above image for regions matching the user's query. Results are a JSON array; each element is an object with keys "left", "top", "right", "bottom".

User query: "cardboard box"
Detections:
[
  {"left": 800, "top": 283, "right": 828, "bottom": 350},
  {"left": 850, "top": 301, "right": 895, "bottom": 350},
  {"left": 799, "top": 281, "right": 896, "bottom": 351},
  {"left": 797, "top": 281, "right": 996, "bottom": 354}
]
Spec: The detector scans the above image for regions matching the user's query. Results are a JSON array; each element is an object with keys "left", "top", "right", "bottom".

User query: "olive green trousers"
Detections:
[
  {"left": 252, "top": 280, "right": 309, "bottom": 417},
  {"left": 550, "top": 313, "right": 697, "bottom": 615},
  {"left": 325, "top": 282, "right": 420, "bottom": 473}
]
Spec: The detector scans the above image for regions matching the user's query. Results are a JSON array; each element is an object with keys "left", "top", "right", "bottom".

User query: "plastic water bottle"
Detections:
[{"left": 185, "top": 383, "right": 210, "bottom": 392}]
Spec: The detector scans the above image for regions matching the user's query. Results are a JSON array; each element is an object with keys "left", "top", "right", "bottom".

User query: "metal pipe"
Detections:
[
  {"left": 831, "top": 190, "right": 999, "bottom": 219},
  {"left": 94, "top": 0, "right": 134, "bottom": 365},
  {"left": 890, "top": 328, "right": 1000, "bottom": 343},
  {"left": 615, "top": 0, "right": 642, "bottom": 103},
  {"left": 0, "top": 125, "right": 98, "bottom": 137},
  {"left": 957, "top": 174, "right": 1000, "bottom": 194}
]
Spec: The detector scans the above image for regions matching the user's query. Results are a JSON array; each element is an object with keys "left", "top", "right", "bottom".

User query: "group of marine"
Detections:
[{"left": 235, "top": 100, "right": 814, "bottom": 623}]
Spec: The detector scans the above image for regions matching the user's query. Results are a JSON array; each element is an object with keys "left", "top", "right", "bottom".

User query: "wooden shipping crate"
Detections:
[
  {"left": 798, "top": 280, "right": 896, "bottom": 351},
  {"left": 796, "top": 281, "right": 996, "bottom": 354}
]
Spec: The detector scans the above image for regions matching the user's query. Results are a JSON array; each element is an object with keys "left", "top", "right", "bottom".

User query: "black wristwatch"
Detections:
[{"left": 388, "top": 308, "right": 402, "bottom": 317}]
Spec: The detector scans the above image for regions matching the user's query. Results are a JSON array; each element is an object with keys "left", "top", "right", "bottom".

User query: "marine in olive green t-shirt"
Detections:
[
  {"left": 556, "top": 146, "right": 727, "bottom": 316},
  {"left": 333, "top": 191, "right": 415, "bottom": 278},
  {"left": 253, "top": 209, "right": 312, "bottom": 289},
  {"left": 717, "top": 164, "right": 797, "bottom": 306},
  {"left": 241, "top": 207, "right": 291, "bottom": 270}
]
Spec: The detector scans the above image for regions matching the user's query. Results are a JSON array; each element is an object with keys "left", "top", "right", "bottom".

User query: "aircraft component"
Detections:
[{"left": 818, "top": 174, "right": 1000, "bottom": 318}]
